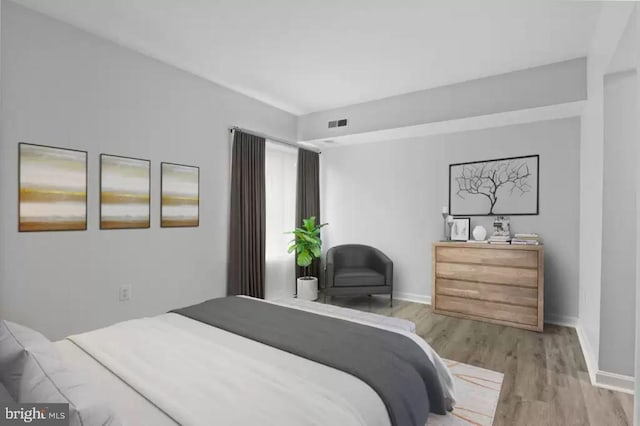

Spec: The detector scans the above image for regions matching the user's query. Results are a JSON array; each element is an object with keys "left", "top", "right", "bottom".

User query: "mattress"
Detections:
[{"left": 54, "top": 298, "right": 449, "bottom": 426}]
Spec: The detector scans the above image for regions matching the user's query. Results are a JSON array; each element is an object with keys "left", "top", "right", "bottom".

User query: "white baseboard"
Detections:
[
  {"left": 574, "top": 323, "right": 634, "bottom": 394},
  {"left": 393, "top": 292, "right": 432, "bottom": 305},
  {"left": 544, "top": 314, "right": 578, "bottom": 328},
  {"left": 595, "top": 370, "right": 635, "bottom": 394},
  {"left": 575, "top": 323, "right": 599, "bottom": 385}
]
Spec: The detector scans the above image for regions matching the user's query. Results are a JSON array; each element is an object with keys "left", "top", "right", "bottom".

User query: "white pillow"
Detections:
[
  {"left": 19, "top": 344, "right": 121, "bottom": 426},
  {"left": 0, "top": 320, "right": 50, "bottom": 400},
  {"left": 0, "top": 383, "right": 14, "bottom": 403},
  {"left": 0, "top": 320, "right": 120, "bottom": 426}
]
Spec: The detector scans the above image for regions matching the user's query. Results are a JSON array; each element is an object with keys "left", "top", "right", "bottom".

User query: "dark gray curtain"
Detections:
[
  {"left": 228, "top": 130, "right": 266, "bottom": 298},
  {"left": 295, "top": 149, "right": 321, "bottom": 280}
]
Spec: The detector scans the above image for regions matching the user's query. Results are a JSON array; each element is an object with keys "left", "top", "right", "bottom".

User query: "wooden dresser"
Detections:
[{"left": 432, "top": 242, "right": 544, "bottom": 331}]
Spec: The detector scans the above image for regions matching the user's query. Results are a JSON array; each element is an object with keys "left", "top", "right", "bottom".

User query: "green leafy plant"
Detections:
[{"left": 287, "top": 216, "right": 328, "bottom": 278}]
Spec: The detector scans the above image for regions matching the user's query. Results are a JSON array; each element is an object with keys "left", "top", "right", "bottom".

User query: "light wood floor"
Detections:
[{"left": 322, "top": 294, "right": 634, "bottom": 426}]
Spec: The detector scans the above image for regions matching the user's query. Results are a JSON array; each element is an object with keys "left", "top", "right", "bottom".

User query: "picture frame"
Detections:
[
  {"left": 449, "top": 154, "right": 539, "bottom": 216},
  {"left": 161, "top": 162, "right": 200, "bottom": 228},
  {"left": 18, "top": 142, "right": 88, "bottom": 232},
  {"left": 100, "top": 154, "right": 151, "bottom": 230},
  {"left": 450, "top": 217, "right": 471, "bottom": 241},
  {"left": 492, "top": 216, "right": 511, "bottom": 237}
]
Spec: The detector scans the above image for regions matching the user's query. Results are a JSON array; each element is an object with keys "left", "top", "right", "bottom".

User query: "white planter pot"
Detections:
[{"left": 297, "top": 277, "right": 318, "bottom": 301}]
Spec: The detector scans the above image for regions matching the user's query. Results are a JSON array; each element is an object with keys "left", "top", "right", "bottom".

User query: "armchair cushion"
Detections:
[{"left": 334, "top": 267, "right": 386, "bottom": 287}]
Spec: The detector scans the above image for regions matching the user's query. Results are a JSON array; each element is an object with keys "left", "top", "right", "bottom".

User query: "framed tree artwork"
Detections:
[
  {"left": 449, "top": 155, "right": 539, "bottom": 216},
  {"left": 161, "top": 162, "right": 199, "bottom": 227}
]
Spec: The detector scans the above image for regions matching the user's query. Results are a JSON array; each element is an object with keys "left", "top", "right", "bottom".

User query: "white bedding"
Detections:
[
  {"left": 269, "top": 297, "right": 417, "bottom": 333},
  {"left": 55, "top": 298, "right": 454, "bottom": 426}
]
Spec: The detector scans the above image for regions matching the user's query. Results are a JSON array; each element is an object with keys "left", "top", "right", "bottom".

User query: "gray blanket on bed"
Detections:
[{"left": 171, "top": 296, "right": 446, "bottom": 426}]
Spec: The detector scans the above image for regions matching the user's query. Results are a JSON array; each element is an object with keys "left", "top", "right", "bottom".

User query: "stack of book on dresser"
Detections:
[
  {"left": 488, "top": 235, "right": 511, "bottom": 245},
  {"left": 511, "top": 233, "right": 541, "bottom": 245}
]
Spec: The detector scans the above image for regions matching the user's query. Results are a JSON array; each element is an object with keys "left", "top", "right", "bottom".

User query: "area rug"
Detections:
[{"left": 427, "top": 360, "right": 503, "bottom": 426}]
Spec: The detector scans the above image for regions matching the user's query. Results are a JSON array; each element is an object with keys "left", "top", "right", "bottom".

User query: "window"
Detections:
[{"left": 264, "top": 141, "right": 297, "bottom": 299}]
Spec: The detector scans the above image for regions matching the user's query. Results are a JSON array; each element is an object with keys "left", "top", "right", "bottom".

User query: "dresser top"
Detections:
[{"left": 433, "top": 241, "right": 544, "bottom": 251}]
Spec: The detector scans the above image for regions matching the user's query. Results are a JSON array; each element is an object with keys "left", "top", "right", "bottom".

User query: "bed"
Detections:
[{"left": 50, "top": 296, "right": 455, "bottom": 426}]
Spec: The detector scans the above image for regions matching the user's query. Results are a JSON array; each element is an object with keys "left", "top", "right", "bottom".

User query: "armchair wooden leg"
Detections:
[{"left": 390, "top": 293, "right": 393, "bottom": 307}]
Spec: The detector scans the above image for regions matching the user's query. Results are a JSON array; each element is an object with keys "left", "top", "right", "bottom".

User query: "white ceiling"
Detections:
[{"left": 12, "top": 0, "right": 602, "bottom": 115}]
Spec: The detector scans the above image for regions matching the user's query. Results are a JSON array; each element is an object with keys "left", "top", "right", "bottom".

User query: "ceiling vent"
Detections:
[{"left": 328, "top": 119, "right": 348, "bottom": 128}]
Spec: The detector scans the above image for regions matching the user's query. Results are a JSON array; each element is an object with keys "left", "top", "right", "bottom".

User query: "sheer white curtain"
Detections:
[{"left": 264, "top": 141, "right": 298, "bottom": 299}]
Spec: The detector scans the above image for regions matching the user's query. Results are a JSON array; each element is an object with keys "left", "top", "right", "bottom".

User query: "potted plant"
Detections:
[{"left": 287, "top": 216, "right": 328, "bottom": 300}]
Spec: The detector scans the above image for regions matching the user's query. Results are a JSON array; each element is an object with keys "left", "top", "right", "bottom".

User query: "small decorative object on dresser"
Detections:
[
  {"left": 446, "top": 215, "right": 454, "bottom": 240},
  {"left": 450, "top": 217, "right": 470, "bottom": 241},
  {"left": 512, "top": 233, "right": 542, "bottom": 245},
  {"left": 441, "top": 206, "right": 449, "bottom": 240},
  {"left": 472, "top": 225, "right": 487, "bottom": 241},
  {"left": 488, "top": 216, "right": 511, "bottom": 244},
  {"left": 492, "top": 216, "right": 511, "bottom": 236},
  {"left": 432, "top": 241, "right": 544, "bottom": 331}
]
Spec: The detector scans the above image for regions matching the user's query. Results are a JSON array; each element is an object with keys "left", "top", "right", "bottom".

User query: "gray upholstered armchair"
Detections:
[{"left": 324, "top": 244, "right": 394, "bottom": 306}]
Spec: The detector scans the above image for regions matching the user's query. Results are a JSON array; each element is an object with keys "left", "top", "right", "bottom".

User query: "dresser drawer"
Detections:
[
  {"left": 436, "top": 246, "right": 538, "bottom": 269},
  {"left": 435, "top": 295, "right": 538, "bottom": 326},
  {"left": 436, "top": 262, "right": 538, "bottom": 287},
  {"left": 436, "top": 278, "right": 538, "bottom": 307}
]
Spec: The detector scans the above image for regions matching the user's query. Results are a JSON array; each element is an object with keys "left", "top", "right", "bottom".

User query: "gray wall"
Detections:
[
  {"left": 321, "top": 118, "right": 580, "bottom": 320},
  {"left": 299, "top": 58, "right": 586, "bottom": 141},
  {"left": 600, "top": 70, "right": 637, "bottom": 377},
  {"left": 0, "top": 2, "right": 297, "bottom": 340}
]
